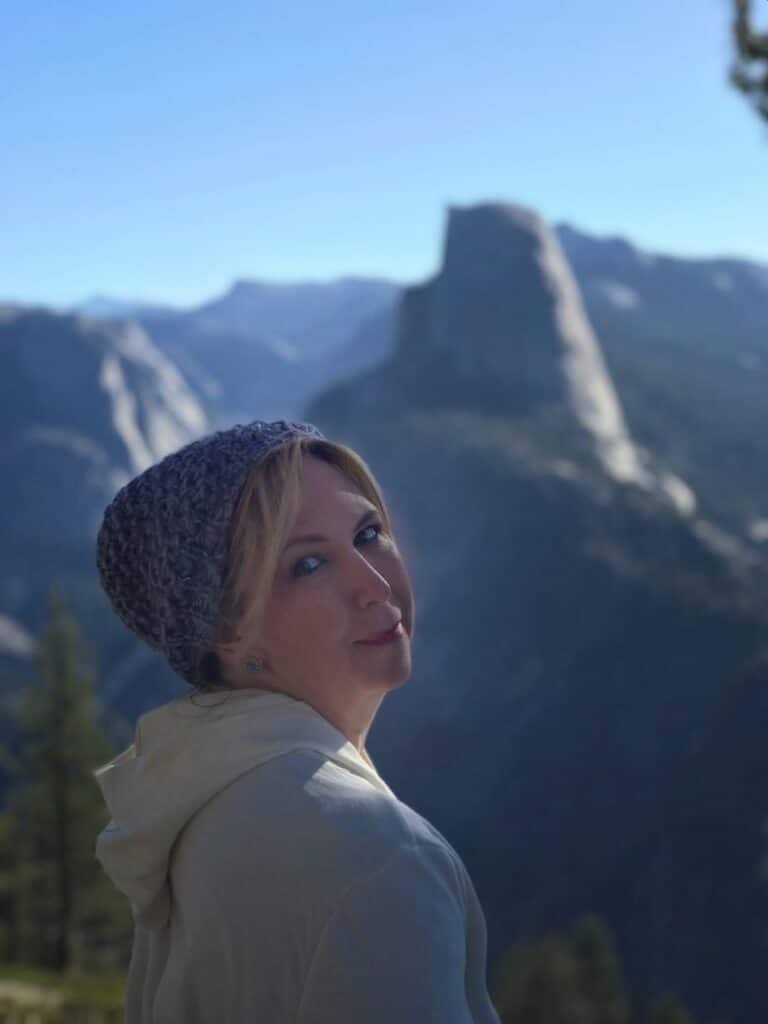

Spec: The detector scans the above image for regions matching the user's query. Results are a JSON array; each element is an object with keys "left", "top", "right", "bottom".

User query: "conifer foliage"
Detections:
[
  {"left": 489, "top": 914, "right": 696, "bottom": 1024},
  {"left": 0, "top": 586, "right": 132, "bottom": 971},
  {"left": 730, "top": 0, "right": 768, "bottom": 122}
]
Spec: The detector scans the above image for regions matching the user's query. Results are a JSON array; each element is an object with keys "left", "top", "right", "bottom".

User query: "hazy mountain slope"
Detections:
[
  {"left": 191, "top": 275, "right": 400, "bottom": 359},
  {"left": 557, "top": 223, "right": 768, "bottom": 542},
  {"left": 133, "top": 277, "right": 401, "bottom": 427},
  {"left": 135, "top": 313, "right": 305, "bottom": 428}
]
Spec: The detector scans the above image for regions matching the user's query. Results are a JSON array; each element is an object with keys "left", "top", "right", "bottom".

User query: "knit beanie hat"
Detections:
[{"left": 96, "top": 418, "right": 326, "bottom": 689}]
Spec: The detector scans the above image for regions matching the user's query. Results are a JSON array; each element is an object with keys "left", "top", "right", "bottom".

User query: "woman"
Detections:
[{"left": 94, "top": 419, "right": 501, "bottom": 1023}]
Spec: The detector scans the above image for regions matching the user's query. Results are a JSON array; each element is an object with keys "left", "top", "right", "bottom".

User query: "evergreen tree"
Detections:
[
  {"left": 730, "top": 0, "right": 768, "bottom": 123},
  {"left": 0, "top": 585, "right": 132, "bottom": 971},
  {"left": 490, "top": 932, "right": 594, "bottom": 1023},
  {"left": 648, "top": 993, "right": 695, "bottom": 1024},
  {"left": 490, "top": 915, "right": 698, "bottom": 1024},
  {"left": 569, "top": 914, "right": 629, "bottom": 1024}
]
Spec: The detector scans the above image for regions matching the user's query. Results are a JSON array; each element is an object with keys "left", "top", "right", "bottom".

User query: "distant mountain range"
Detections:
[
  {"left": 78, "top": 277, "right": 401, "bottom": 430},
  {"left": 72, "top": 228, "right": 768, "bottom": 542},
  {"left": 2, "top": 205, "right": 768, "bottom": 1022}
]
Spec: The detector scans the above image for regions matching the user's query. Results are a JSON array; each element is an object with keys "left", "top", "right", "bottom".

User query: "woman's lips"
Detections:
[{"left": 356, "top": 621, "right": 406, "bottom": 645}]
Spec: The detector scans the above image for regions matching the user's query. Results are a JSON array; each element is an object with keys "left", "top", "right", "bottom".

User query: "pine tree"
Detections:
[
  {"left": 648, "top": 993, "right": 695, "bottom": 1024},
  {"left": 569, "top": 914, "right": 630, "bottom": 1024},
  {"left": 0, "top": 585, "right": 132, "bottom": 971},
  {"left": 730, "top": 0, "right": 768, "bottom": 123},
  {"left": 489, "top": 915, "right": 698, "bottom": 1024},
  {"left": 490, "top": 932, "right": 594, "bottom": 1023}
]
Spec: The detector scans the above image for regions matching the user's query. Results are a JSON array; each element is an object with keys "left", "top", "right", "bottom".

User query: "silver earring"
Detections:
[{"left": 243, "top": 657, "right": 263, "bottom": 672}]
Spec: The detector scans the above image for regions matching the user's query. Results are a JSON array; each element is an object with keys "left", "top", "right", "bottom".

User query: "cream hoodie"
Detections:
[{"left": 94, "top": 687, "right": 501, "bottom": 1023}]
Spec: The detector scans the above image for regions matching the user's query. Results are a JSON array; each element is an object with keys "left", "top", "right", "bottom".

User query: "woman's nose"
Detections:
[{"left": 350, "top": 549, "right": 391, "bottom": 602}]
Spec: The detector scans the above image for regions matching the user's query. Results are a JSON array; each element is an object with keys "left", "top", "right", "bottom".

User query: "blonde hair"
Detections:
[{"left": 198, "top": 435, "right": 396, "bottom": 688}]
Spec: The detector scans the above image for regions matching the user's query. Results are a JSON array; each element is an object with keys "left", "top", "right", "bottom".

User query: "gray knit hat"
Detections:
[{"left": 96, "top": 418, "right": 326, "bottom": 689}]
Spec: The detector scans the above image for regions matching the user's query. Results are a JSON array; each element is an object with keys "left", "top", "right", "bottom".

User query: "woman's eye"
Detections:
[
  {"left": 292, "top": 555, "right": 323, "bottom": 579},
  {"left": 291, "top": 523, "right": 384, "bottom": 579},
  {"left": 358, "top": 523, "right": 383, "bottom": 544}
]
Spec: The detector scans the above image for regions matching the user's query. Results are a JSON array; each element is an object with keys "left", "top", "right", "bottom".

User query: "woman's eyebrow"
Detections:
[{"left": 283, "top": 507, "right": 378, "bottom": 551}]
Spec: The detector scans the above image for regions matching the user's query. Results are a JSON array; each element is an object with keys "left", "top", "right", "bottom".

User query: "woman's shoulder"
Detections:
[{"left": 175, "top": 746, "right": 460, "bottom": 904}]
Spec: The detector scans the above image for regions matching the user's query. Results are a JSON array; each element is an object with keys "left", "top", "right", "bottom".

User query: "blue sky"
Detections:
[{"left": 3, "top": 0, "right": 768, "bottom": 308}]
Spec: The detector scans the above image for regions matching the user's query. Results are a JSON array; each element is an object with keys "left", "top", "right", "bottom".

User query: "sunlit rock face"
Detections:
[
  {"left": 395, "top": 203, "right": 695, "bottom": 515},
  {"left": 94, "top": 318, "right": 207, "bottom": 482},
  {"left": 0, "top": 308, "right": 207, "bottom": 620},
  {"left": 1, "top": 309, "right": 206, "bottom": 507}
]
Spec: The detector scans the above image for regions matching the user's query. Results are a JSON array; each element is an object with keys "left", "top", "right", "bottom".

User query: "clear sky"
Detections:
[{"left": 3, "top": 0, "right": 768, "bottom": 308}]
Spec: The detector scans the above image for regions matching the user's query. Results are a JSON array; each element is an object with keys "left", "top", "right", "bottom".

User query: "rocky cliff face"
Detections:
[
  {"left": 395, "top": 203, "right": 695, "bottom": 513},
  {"left": 0, "top": 309, "right": 206, "bottom": 549},
  {"left": 0, "top": 308, "right": 206, "bottom": 703}
]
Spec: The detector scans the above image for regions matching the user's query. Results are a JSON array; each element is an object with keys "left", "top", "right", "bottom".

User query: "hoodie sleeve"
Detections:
[{"left": 296, "top": 840, "right": 501, "bottom": 1024}]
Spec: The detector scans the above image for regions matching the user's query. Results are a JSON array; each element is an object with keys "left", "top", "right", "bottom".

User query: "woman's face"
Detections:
[{"left": 250, "top": 454, "right": 414, "bottom": 703}]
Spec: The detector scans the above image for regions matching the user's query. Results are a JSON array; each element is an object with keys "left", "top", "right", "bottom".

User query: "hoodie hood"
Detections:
[{"left": 93, "top": 687, "right": 396, "bottom": 930}]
